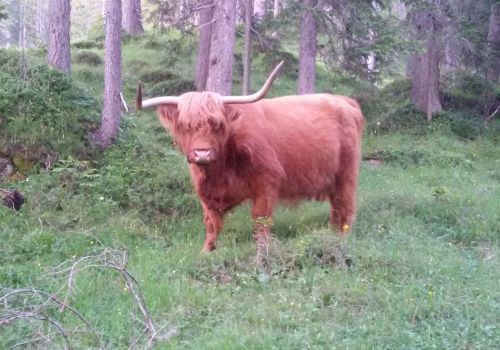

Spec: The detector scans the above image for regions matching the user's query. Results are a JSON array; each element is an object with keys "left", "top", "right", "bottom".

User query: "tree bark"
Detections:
[
  {"left": 48, "top": 0, "right": 71, "bottom": 74},
  {"left": 36, "top": 0, "right": 48, "bottom": 44},
  {"left": 206, "top": 0, "right": 237, "bottom": 95},
  {"left": 486, "top": 3, "right": 500, "bottom": 82},
  {"left": 254, "top": 0, "right": 267, "bottom": 21},
  {"left": 298, "top": 0, "right": 317, "bottom": 95},
  {"left": 242, "top": 0, "right": 253, "bottom": 94},
  {"left": 273, "top": 0, "right": 280, "bottom": 17},
  {"left": 95, "top": 0, "right": 123, "bottom": 148},
  {"left": 407, "top": 10, "right": 442, "bottom": 121},
  {"left": 122, "top": 0, "right": 144, "bottom": 36},
  {"left": 194, "top": 0, "right": 215, "bottom": 91}
]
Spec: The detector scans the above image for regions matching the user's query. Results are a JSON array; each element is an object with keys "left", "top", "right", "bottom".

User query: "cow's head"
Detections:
[{"left": 136, "top": 62, "right": 283, "bottom": 166}]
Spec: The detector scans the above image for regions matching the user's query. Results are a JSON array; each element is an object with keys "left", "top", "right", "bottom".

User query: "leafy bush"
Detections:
[
  {"left": 441, "top": 71, "right": 500, "bottom": 116},
  {"left": 148, "top": 79, "right": 196, "bottom": 96},
  {"left": 357, "top": 79, "right": 429, "bottom": 134},
  {"left": 363, "top": 142, "right": 472, "bottom": 169},
  {"left": 72, "top": 40, "right": 103, "bottom": 50},
  {"left": 0, "top": 49, "right": 100, "bottom": 167},
  {"left": 74, "top": 50, "right": 102, "bottom": 66},
  {"left": 127, "top": 59, "right": 151, "bottom": 72},
  {"left": 139, "top": 69, "right": 176, "bottom": 84},
  {"left": 143, "top": 30, "right": 196, "bottom": 54},
  {"left": 137, "top": 67, "right": 195, "bottom": 96},
  {"left": 87, "top": 17, "right": 105, "bottom": 44},
  {"left": 72, "top": 66, "right": 102, "bottom": 84}
]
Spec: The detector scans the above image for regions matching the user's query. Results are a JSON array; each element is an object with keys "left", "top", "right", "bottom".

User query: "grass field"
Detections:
[{"left": 1, "top": 37, "right": 499, "bottom": 349}]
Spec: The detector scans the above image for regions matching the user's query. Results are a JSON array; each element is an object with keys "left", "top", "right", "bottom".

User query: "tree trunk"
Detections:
[
  {"left": 122, "top": 0, "right": 144, "bottom": 36},
  {"left": 48, "top": 0, "right": 71, "bottom": 74},
  {"left": 206, "top": 0, "right": 237, "bottom": 95},
  {"left": 242, "top": 0, "right": 253, "bottom": 94},
  {"left": 407, "top": 10, "right": 442, "bottom": 121},
  {"left": 95, "top": 0, "right": 123, "bottom": 148},
  {"left": 486, "top": 3, "right": 500, "bottom": 82},
  {"left": 273, "top": 0, "right": 280, "bottom": 17},
  {"left": 298, "top": 0, "right": 317, "bottom": 95},
  {"left": 18, "top": 0, "right": 26, "bottom": 48},
  {"left": 36, "top": 0, "right": 48, "bottom": 44},
  {"left": 254, "top": 0, "right": 267, "bottom": 21},
  {"left": 194, "top": 0, "right": 215, "bottom": 91}
]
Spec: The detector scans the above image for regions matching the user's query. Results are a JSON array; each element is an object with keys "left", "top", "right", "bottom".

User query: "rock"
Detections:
[{"left": 0, "top": 158, "right": 14, "bottom": 177}]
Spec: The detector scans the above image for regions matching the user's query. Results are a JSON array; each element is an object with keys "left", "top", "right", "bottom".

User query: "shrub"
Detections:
[
  {"left": 74, "top": 50, "right": 102, "bottom": 66},
  {"left": 441, "top": 71, "right": 500, "bottom": 116},
  {"left": 139, "top": 69, "right": 176, "bottom": 84},
  {"left": 148, "top": 79, "right": 196, "bottom": 96},
  {"left": 72, "top": 40, "right": 103, "bottom": 50},
  {"left": 0, "top": 50, "right": 100, "bottom": 168},
  {"left": 143, "top": 30, "right": 196, "bottom": 55},
  {"left": 87, "top": 17, "right": 105, "bottom": 44},
  {"left": 357, "top": 79, "right": 429, "bottom": 134}
]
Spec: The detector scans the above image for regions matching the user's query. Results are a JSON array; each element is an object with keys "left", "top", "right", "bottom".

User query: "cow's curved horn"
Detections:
[
  {"left": 220, "top": 60, "right": 284, "bottom": 104},
  {"left": 136, "top": 82, "right": 182, "bottom": 110},
  {"left": 136, "top": 60, "right": 284, "bottom": 109}
]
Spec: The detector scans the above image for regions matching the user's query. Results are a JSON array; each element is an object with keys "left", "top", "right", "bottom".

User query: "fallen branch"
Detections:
[
  {"left": 51, "top": 248, "right": 177, "bottom": 349},
  {"left": 0, "top": 287, "right": 102, "bottom": 349},
  {"left": 486, "top": 103, "right": 500, "bottom": 121},
  {"left": 2, "top": 248, "right": 177, "bottom": 349}
]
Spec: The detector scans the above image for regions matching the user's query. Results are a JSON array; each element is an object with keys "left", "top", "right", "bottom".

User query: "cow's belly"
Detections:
[{"left": 278, "top": 160, "right": 338, "bottom": 201}]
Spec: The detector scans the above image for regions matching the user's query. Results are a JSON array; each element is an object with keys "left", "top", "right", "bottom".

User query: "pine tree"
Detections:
[
  {"left": 206, "top": 0, "right": 237, "bottom": 94},
  {"left": 298, "top": 0, "right": 318, "bottom": 94},
  {"left": 94, "top": 0, "right": 123, "bottom": 147},
  {"left": 47, "top": 0, "right": 71, "bottom": 74}
]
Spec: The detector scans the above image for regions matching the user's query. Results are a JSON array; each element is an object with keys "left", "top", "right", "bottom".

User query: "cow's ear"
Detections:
[
  {"left": 157, "top": 105, "right": 179, "bottom": 132},
  {"left": 224, "top": 105, "right": 240, "bottom": 122}
]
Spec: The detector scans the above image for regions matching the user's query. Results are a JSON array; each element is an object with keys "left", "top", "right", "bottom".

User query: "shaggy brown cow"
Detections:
[{"left": 137, "top": 63, "right": 364, "bottom": 252}]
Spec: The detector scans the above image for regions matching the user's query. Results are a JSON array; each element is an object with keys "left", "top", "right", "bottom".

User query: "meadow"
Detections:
[{"left": 1, "top": 34, "right": 499, "bottom": 349}]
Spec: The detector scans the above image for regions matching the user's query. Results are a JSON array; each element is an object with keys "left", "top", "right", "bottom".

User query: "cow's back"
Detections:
[{"left": 231, "top": 94, "right": 364, "bottom": 200}]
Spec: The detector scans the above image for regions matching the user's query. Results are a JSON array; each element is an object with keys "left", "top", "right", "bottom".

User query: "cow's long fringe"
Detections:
[{"left": 177, "top": 92, "right": 227, "bottom": 130}]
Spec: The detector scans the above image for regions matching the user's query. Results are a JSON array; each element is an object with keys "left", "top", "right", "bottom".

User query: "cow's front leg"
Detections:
[
  {"left": 201, "top": 203, "right": 224, "bottom": 252},
  {"left": 251, "top": 192, "right": 276, "bottom": 251}
]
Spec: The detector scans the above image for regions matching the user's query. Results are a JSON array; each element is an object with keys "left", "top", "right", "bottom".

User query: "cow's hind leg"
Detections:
[
  {"left": 329, "top": 158, "right": 359, "bottom": 235},
  {"left": 251, "top": 190, "right": 277, "bottom": 267}
]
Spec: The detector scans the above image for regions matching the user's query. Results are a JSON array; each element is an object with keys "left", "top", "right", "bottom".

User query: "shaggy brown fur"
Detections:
[{"left": 157, "top": 93, "right": 364, "bottom": 252}]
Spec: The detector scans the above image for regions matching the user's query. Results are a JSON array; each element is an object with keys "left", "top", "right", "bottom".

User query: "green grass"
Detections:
[{"left": 1, "top": 35, "right": 500, "bottom": 349}]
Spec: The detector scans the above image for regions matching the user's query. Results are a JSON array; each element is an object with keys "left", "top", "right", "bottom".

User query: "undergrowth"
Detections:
[
  {"left": 0, "top": 50, "right": 100, "bottom": 166},
  {"left": 1, "top": 33, "right": 499, "bottom": 349}
]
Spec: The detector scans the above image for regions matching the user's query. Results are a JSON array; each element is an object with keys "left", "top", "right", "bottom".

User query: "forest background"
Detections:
[{"left": 0, "top": 0, "right": 499, "bottom": 349}]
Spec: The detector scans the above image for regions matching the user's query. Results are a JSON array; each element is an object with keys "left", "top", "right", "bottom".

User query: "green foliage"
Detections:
[
  {"left": 441, "top": 71, "right": 500, "bottom": 116},
  {"left": 74, "top": 50, "right": 103, "bottom": 66},
  {"left": 94, "top": 133, "right": 199, "bottom": 220},
  {"left": 2, "top": 29, "right": 500, "bottom": 350},
  {"left": 87, "top": 17, "right": 105, "bottom": 44},
  {"left": 364, "top": 142, "right": 472, "bottom": 169},
  {"left": 138, "top": 69, "right": 176, "bottom": 84},
  {"left": 0, "top": 49, "right": 100, "bottom": 164},
  {"left": 356, "top": 79, "right": 428, "bottom": 134},
  {"left": 147, "top": 78, "right": 196, "bottom": 96},
  {"left": 137, "top": 64, "right": 195, "bottom": 96},
  {"left": 142, "top": 29, "right": 196, "bottom": 54},
  {"left": 72, "top": 40, "right": 104, "bottom": 50}
]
